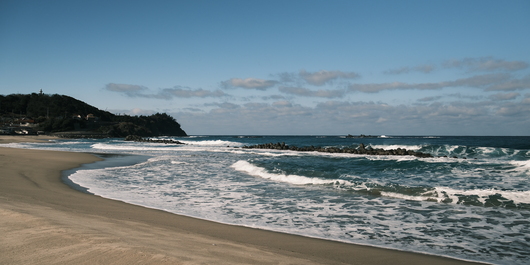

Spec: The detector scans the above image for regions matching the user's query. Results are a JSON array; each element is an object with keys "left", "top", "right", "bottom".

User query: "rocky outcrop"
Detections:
[
  {"left": 106, "top": 122, "right": 152, "bottom": 138},
  {"left": 345, "top": 134, "right": 378, "bottom": 138},
  {"left": 241, "top": 142, "right": 433, "bottom": 158},
  {"left": 124, "top": 135, "right": 185, "bottom": 144}
]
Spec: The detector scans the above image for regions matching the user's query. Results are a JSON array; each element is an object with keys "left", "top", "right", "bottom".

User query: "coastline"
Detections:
[
  {"left": 0, "top": 137, "right": 488, "bottom": 264},
  {"left": 0, "top": 134, "right": 60, "bottom": 143}
]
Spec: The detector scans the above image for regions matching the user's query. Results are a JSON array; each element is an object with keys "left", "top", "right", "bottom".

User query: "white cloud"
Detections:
[
  {"left": 446, "top": 93, "right": 482, "bottom": 100},
  {"left": 489, "top": 92, "right": 520, "bottom": 101},
  {"left": 183, "top": 107, "right": 203, "bottom": 112},
  {"left": 418, "top": 96, "right": 443, "bottom": 102},
  {"left": 523, "top": 94, "right": 530, "bottom": 104},
  {"left": 107, "top": 108, "right": 156, "bottom": 116},
  {"left": 105, "top": 83, "right": 227, "bottom": 99},
  {"left": 105, "top": 83, "right": 147, "bottom": 95},
  {"left": 449, "top": 73, "right": 511, "bottom": 87},
  {"left": 431, "top": 104, "right": 481, "bottom": 117},
  {"left": 349, "top": 73, "right": 512, "bottom": 93},
  {"left": 272, "top": 100, "right": 292, "bottom": 107},
  {"left": 279, "top": 86, "right": 345, "bottom": 98},
  {"left": 261, "top": 95, "right": 286, "bottom": 100},
  {"left": 277, "top": 72, "right": 297, "bottom": 83},
  {"left": 384, "top": 64, "right": 435, "bottom": 75},
  {"left": 496, "top": 101, "right": 530, "bottom": 116},
  {"left": 206, "top": 102, "right": 240, "bottom": 109},
  {"left": 173, "top": 97, "right": 530, "bottom": 135},
  {"left": 444, "top": 57, "right": 528, "bottom": 72},
  {"left": 160, "top": 87, "right": 227, "bottom": 98},
  {"left": 104, "top": 57, "right": 530, "bottom": 135},
  {"left": 349, "top": 82, "right": 415, "bottom": 93},
  {"left": 384, "top": 67, "right": 411, "bottom": 75},
  {"left": 384, "top": 57, "right": 527, "bottom": 76},
  {"left": 416, "top": 64, "right": 435, "bottom": 73},
  {"left": 485, "top": 74, "right": 530, "bottom": 91},
  {"left": 299, "top": 70, "right": 359, "bottom": 86},
  {"left": 129, "top": 108, "right": 155, "bottom": 115},
  {"left": 222, "top": 78, "right": 278, "bottom": 90}
]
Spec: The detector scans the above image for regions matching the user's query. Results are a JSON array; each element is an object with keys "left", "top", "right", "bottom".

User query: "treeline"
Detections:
[
  {"left": 103, "top": 113, "right": 187, "bottom": 137},
  {"left": 0, "top": 93, "right": 114, "bottom": 121},
  {"left": 0, "top": 93, "right": 187, "bottom": 137}
]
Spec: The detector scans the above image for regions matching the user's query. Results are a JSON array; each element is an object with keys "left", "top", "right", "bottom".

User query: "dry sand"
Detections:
[
  {"left": 0, "top": 135, "right": 60, "bottom": 143},
  {"left": 0, "top": 136, "right": 487, "bottom": 264}
]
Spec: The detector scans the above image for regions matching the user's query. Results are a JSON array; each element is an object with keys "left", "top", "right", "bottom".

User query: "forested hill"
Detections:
[{"left": 0, "top": 93, "right": 187, "bottom": 137}]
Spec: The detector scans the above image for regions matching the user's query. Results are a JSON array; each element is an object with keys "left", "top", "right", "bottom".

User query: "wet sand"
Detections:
[{"left": 0, "top": 137, "right": 487, "bottom": 264}]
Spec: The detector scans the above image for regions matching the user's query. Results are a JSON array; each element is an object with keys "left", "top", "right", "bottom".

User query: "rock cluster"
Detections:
[
  {"left": 242, "top": 142, "right": 433, "bottom": 158},
  {"left": 345, "top": 134, "right": 378, "bottom": 138},
  {"left": 124, "top": 135, "right": 185, "bottom": 144}
]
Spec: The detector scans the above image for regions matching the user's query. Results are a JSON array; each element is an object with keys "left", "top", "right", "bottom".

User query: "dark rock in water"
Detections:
[
  {"left": 359, "top": 143, "right": 366, "bottom": 151},
  {"left": 368, "top": 189, "right": 382, "bottom": 196},
  {"left": 124, "top": 135, "right": 143, "bottom": 141},
  {"left": 124, "top": 135, "right": 185, "bottom": 145},
  {"left": 242, "top": 142, "right": 433, "bottom": 158},
  {"left": 346, "top": 134, "right": 378, "bottom": 138},
  {"left": 413, "top": 152, "right": 433, "bottom": 158}
]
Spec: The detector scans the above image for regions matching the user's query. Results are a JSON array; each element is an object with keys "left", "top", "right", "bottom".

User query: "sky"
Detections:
[{"left": 1, "top": 0, "right": 529, "bottom": 135}]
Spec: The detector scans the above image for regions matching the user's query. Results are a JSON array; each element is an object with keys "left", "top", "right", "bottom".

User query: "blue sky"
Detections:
[{"left": 1, "top": 0, "right": 529, "bottom": 135}]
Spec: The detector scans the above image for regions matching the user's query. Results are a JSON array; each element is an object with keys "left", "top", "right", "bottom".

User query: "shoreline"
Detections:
[
  {"left": 0, "top": 137, "right": 488, "bottom": 264},
  {"left": 0, "top": 134, "right": 61, "bottom": 143},
  {"left": 61, "top": 153, "right": 152, "bottom": 194}
]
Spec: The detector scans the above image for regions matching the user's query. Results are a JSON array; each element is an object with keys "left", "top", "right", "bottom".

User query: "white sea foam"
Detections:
[
  {"left": 476, "top": 146, "right": 498, "bottom": 155},
  {"left": 444, "top": 145, "right": 460, "bottom": 154},
  {"left": 476, "top": 147, "right": 515, "bottom": 157},
  {"left": 365, "top": 155, "right": 418, "bottom": 162},
  {"left": 380, "top": 187, "right": 530, "bottom": 205},
  {"left": 510, "top": 160, "right": 530, "bottom": 169},
  {"left": 46, "top": 140, "right": 81, "bottom": 145},
  {"left": 91, "top": 143, "right": 183, "bottom": 151},
  {"left": 231, "top": 160, "right": 352, "bottom": 186},
  {"left": 0, "top": 142, "right": 85, "bottom": 152},
  {"left": 432, "top": 187, "right": 530, "bottom": 205},
  {"left": 369, "top": 144, "right": 423, "bottom": 151},
  {"left": 178, "top": 139, "right": 244, "bottom": 146},
  {"left": 0, "top": 143, "right": 28, "bottom": 148},
  {"left": 228, "top": 149, "right": 303, "bottom": 157},
  {"left": 506, "top": 160, "right": 530, "bottom": 176},
  {"left": 380, "top": 191, "right": 427, "bottom": 202}
]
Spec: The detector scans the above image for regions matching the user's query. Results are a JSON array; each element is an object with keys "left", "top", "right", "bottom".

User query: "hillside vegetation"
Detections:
[{"left": 0, "top": 93, "right": 187, "bottom": 137}]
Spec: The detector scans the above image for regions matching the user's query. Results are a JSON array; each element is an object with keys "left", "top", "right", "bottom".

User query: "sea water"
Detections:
[{"left": 3, "top": 136, "right": 529, "bottom": 265}]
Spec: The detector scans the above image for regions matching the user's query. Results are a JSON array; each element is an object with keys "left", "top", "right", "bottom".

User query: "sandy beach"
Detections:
[
  {"left": 0, "top": 137, "right": 487, "bottom": 264},
  {"left": 0, "top": 135, "right": 61, "bottom": 144}
]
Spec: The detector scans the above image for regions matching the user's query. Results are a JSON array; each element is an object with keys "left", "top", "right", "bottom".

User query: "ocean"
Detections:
[{"left": 3, "top": 135, "right": 529, "bottom": 265}]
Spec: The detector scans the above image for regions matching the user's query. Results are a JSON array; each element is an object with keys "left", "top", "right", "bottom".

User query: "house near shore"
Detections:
[
  {"left": 86, "top": 114, "right": 98, "bottom": 121},
  {"left": 19, "top": 118, "right": 37, "bottom": 127},
  {"left": 15, "top": 128, "right": 31, "bottom": 134}
]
